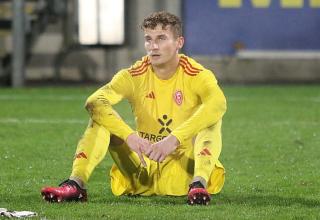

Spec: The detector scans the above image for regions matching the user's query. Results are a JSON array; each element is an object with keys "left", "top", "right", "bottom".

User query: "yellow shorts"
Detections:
[{"left": 109, "top": 142, "right": 225, "bottom": 196}]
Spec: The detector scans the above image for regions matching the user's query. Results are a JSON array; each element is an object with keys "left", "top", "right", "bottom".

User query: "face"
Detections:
[{"left": 144, "top": 25, "right": 184, "bottom": 67}]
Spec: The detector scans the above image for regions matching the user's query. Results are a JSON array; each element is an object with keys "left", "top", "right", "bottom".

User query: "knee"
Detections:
[
  {"left": 85, "top": 95, "right": 96, "bottom": 114},
  {"left": 85, "top": 94, "right": 111, "bottom": 116}
]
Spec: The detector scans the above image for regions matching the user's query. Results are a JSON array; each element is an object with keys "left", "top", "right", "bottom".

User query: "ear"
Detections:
[{"left": 176, "top": 36, "right": 184, "bottom": 50}]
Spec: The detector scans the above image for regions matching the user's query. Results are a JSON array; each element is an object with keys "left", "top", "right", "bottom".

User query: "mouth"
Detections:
[
  {"left": 151, "top": 55, "right": 160, "bottom": 60},
  {"left": 149, "top": 53, "right": 160, "bottom": 58}
]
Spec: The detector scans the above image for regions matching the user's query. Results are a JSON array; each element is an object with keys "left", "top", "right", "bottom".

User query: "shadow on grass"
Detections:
[
  {"left": 92, "top": 194, "right": 187, "bottom": 206},
  {"left": 92, "top": 192, "right": 320, "bottom": 208}
]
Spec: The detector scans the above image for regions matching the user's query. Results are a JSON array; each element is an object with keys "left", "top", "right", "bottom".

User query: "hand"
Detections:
[
  {"left": 126, "top": 133, "right": 151, "bottom": 167},
  {"left": 144, "top": 135, "right": 180, "bottom": 163}
]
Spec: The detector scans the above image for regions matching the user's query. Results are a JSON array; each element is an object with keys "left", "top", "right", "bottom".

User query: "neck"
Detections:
[{"left": 152, "top": 55, "right": 180, "bottom": 80}]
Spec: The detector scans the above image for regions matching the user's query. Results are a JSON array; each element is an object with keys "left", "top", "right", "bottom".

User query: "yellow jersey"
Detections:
[{"left": 86, "top": 54, "right": 227, "bottom": 147}]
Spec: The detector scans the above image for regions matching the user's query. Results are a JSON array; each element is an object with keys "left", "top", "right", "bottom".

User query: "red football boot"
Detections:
[
  {"left": 187, "top": 181, "right": 211, "bottom": 205},
  {"left": 41, "top": 179, "right": 87, "bottom": 203}
]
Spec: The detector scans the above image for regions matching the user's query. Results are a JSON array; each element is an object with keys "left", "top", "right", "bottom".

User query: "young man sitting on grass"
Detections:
[{"left": 41, "top": 11, "right": 227, "bottom": 205}]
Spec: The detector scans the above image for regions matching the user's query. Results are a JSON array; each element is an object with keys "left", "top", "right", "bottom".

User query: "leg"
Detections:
[
  {"left": 42, "top": 119, "right": 152, "bottom": 201},
  {"left": 188, "top": 119, "right": 223, "bottom": 205},
  {"left": 193, "top": 119, "right": 222, "bottom": 185},
  {"left": 72, "top": 119, "right": 151, "bottom": 195},
  {"left": 41, "top": 119, "right": 110, "bottom": 202},
  {"left": 70, "top": 119, "right": 111, "bottom": 185}
]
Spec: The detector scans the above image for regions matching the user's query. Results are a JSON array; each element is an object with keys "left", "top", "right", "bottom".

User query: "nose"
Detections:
[{"left": 150, "top": 41, "right": 159, "bottom": 50}]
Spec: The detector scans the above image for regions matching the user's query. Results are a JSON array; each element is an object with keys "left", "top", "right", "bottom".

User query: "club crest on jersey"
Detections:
[{"left": 173, "top": 90, "right": 183, "bottom": 106}]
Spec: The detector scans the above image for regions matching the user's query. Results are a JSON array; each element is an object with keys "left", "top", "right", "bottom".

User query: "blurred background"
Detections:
[{"left": 1, "top": 0, "right": 320, "bottom": 87}]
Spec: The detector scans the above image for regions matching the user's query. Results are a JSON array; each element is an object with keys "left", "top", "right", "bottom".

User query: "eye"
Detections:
[
  {"left": 159, "top": 36, "right": 166, "bottom": 40},
  {"left": 145, "top": 37, "right": 152, "bottom": 42}
]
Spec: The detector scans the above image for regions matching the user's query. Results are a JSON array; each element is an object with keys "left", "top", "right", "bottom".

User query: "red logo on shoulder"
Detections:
[{"left": 173, "top": 90, "right": 183, "bottom": 105}]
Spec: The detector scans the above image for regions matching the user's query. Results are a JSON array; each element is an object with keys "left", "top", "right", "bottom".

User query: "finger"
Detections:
[
  {"left": 154, "top": 152, "right": 162, "bottom": 162},
  {"left": 145, "top": 143, "right": 155, "bottom": 156},
  {"left": 140, "top": 142, "right": 151, "bottom": 153},
  {"left": 149, "top": 150, "right": 157, "bottom": 161},
  {"left": 158, "top": 154, "right": 166, "bottom": 163},
  {"left": 142, "top": 139, "right": 151, "bottom": 145},
  {"left": 144, "top": 147, "right": 152, "bottom": 156},
  {"left": 137, "top": 150, "right": 147, "bottom": 167},
  {"left": 151, "top": 151, "right": 161, "bottom": 162}
]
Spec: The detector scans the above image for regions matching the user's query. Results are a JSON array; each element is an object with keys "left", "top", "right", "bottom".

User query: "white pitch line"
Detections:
[
  {"left": 228, "top": 120, "right": 319, "bottom": 126},
  {"left": 227, "top": 97, "right": 320, "bottom": 102},
  {"left": 0, "top": 118, "right": 86, "bottom": 124},
  {"left": 0, "top": 95, "right": 86, "bottom": 101},
  {"left": 270, "top": 121, "right": 319, "bottom": 126}
]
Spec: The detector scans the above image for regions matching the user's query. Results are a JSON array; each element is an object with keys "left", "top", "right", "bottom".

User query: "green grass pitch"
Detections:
[{"left": 0, "top": 85, "right": 319, "bottom": 219}]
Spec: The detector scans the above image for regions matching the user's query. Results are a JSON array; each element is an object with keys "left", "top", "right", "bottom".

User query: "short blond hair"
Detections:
[{"left": 140, "top": 11, "right": 182, "bottom": 38}]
